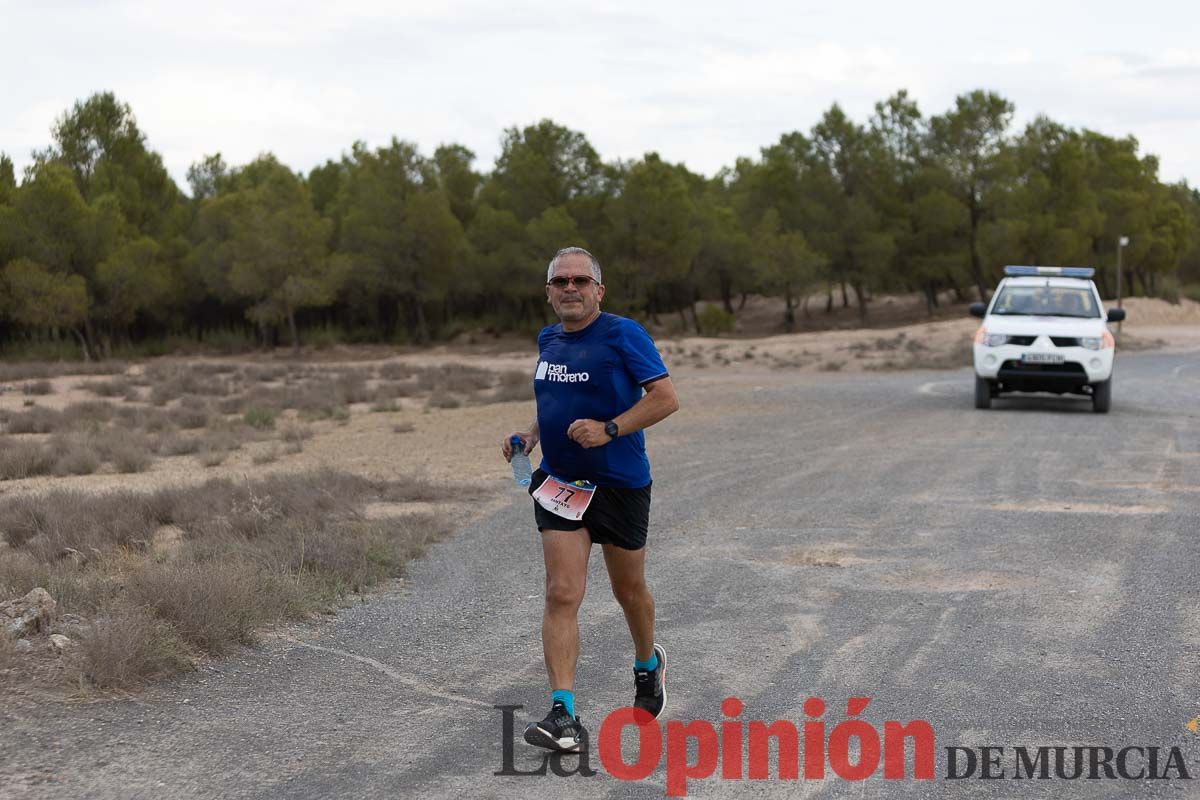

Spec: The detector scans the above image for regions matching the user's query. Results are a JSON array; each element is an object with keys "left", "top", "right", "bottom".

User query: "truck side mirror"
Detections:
[
  {"left": 1106, "top": 308, "right": 1126, "bottom": 322},
  {"left": 968, "top": 302, "right": 987, "bottom": 318}
]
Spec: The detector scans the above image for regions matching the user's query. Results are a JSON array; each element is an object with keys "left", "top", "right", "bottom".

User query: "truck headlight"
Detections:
[
  {"left": 1080, "top": 331, "right": 1115, "bottom": 350},
  {"left": 974, "top": 327, "right": 1009, "bottom": 347}
]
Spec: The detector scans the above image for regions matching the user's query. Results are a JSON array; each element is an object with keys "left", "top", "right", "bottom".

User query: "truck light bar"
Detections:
[{"left": 1004, "top": 266, "right": 1096, "bottom": 278}]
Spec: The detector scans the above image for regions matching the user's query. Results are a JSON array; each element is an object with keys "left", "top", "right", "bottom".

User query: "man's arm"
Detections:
[{"left": 567, "top": 377, "right": 679, "bottom": 449}]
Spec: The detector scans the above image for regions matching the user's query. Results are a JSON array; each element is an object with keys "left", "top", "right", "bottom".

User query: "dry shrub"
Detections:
[
  {"left": 77, "top": 605, "right": 192, "bottom": 690},
  {"left": 377, "top": 362, "right": 416, "bottom": 380},
  {"left": 114, "top": 405, "right": 156, "bottom": 430},
  {"left": 146, "top": 365, "right": 232, "bottom": 402},
  {"left": 49, "top": 435, "right": 102, "bottom": 476},
  {"left": 22, "top": 380, "right": 54, "bottom": 396},
  {"left": 92, "top": 430, "right": 153, "bottom": 473},
  {"left": 0, "top": 630, "right": 13, "bottom": 671},
  {"left": 0, "top": 440, "right": 56, "bottom": 480},
  {"left": 371, "top": 380, "right": 416, "bottom": 400},
  {"left": 393, "top": 422, "right": 415, "bottom": 434},
  {"left": 417, "top": 363, "right": 493, "bottom": 394},
  {"left": 192, "top": 362, "right": 239, "bottom": 375},
  {"left": 155, "top": 433, "right": 202, "bottom": 456},
  {"left": 2, "top": 468, "right": 456, "bottom": 687},
  {"left": 216, "top": 395, "right": 244, "bottom": 415},
  {"left": 81, "top": 378, "right": 131, "bottom": 397},
  {"left": 902, "top": 338, "right": 973, "bottom": 369},
  {"left": 425, "top": 390, "right": 461, "bottom": 410},
  {"left": 195, "top": 428, "right": 244, "bottom": 467},
  {"left": 0, "top": 550, "right": 48, "bottom": 598},
  {"left": 280, "top": 423, "right": 313, "bottom": 444},
  {"left": 261, "top": 516, "right": 449, "bottom": 595},
  {"left": 872, "top": 333, "right": 908, "bottom": 351},
  {"left": 0, "top": 489, "right": 161, "bottom": 555},
  {"left": 142, "top": 361, "right": 177, "bottom": 383},
  {"left": 370, "top": 399, "right": 400, "bottom": 412},
  {"left": 244, "top": 365, "right": 288, "bottom": 383},
  {"left": 291, "top": 382, "right": 353, "bottom": 416},
  {"left": 127, "top": 561, "right": 266, "bottom": 653},
  {"left": 198, "top": 450, "right": 227, "bottom": 468},
  {"left": 61, "top": 401, "right": 116, "bottom": 427},
  {"left": 333, "top": 371, "right": 370, "bottom": 404},
  {"left": 5, "top": 406, "right": 65, "bottom": 434},
  {"left": 170, "top": 400, "right": 210, "bottom": 430},
  {"left": 488, "top": 370, "right": 533, "bottom": 403},
  {"left": 228, "top": 375, "right": 365, "bottom": 419},
  {"left": 252, "top": 446, "right": 280, "bottom": 465},
  {"left": 0, "top": 361, "right": 127, "bottom": 383},
  {"left": 149, "top": 382, "right": 181, "bottom": 406}
]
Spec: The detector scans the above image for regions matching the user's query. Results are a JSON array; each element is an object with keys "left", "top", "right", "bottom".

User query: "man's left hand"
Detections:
[{"left": 567, "top": 419, "right": 612, "bottom": 449}]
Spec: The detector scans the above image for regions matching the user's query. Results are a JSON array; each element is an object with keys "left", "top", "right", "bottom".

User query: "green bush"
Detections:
[
  {"left": 243, "top": 407, "right": 277, "bottom": 430},
  {"left": 696, "top": 305, "right": 736, "bottom": 336},
  {"left": 203, "top": 326, "right": 258, "bottom": 354},
  {"left": 304, "top": 324, "right": 348, "bottom": 349}
]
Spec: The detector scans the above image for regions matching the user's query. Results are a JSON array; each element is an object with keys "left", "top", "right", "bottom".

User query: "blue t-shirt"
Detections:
[{"left": 534, "top": 312, "right": 669, "bottom": 489}]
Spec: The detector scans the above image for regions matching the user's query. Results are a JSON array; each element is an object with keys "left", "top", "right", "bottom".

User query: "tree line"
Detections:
[{"left": 1, "top": 90, "right": 1197, "bottom": 358}]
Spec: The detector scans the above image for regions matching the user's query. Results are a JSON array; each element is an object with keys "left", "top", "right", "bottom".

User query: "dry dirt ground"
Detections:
[{"left": 0, "top": 297, "right": 1195, "bottom": 501}]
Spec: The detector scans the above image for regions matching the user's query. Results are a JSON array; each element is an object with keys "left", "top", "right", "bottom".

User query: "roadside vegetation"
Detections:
[
  {"left": 0, "top": 469, "right": 454, "bottom": 690},
  {"left": 0, "top": 359, "right": 531, "bottom": 481}
]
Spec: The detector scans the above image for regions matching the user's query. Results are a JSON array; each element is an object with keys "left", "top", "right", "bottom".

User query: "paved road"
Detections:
[{"left": 3, "top": 351, "right": 1199, "bottom": 798}]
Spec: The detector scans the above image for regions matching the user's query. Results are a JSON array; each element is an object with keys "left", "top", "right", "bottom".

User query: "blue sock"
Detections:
[
  {"left": 551, "top": 689, "right": 575, "bottom": 718},
  {"left": 634, "top": 653, "right": 658, "bottom": 672}
]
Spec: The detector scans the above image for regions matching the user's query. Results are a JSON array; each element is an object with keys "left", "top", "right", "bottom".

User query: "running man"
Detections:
[{"left": 501, "top": 246, "right": 679, "bottom": 753}]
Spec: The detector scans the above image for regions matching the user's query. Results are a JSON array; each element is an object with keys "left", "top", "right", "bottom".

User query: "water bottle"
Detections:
[{"left": 509, "top": 435, "right": 532, "bottom": 486}]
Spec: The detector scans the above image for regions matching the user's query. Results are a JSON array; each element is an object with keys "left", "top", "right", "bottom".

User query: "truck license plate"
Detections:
[{"left": 1021, "top": 353, "right": 1065, "bottom": 364}]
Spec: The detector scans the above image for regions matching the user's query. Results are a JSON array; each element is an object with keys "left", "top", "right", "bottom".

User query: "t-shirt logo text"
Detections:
[{"left": 536, "top": 361, "right": 589, "bottom": 383}]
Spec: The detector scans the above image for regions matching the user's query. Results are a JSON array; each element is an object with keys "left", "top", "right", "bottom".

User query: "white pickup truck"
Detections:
[{"left": 969, "top": 266, "right": 1127, "bottom": 412}]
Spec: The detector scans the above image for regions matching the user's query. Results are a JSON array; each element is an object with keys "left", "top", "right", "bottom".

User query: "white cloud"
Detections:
[{"left": 1, "top": 0, "right": 1198, "bottom": 186}]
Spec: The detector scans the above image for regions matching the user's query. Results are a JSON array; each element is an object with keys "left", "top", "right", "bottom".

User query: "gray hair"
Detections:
[{"left": 546, "top": 247, "right": 602, "bottom": 284}]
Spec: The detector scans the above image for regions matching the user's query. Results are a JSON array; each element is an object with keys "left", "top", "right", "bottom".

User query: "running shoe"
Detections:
[
  {"left": 524, "top": 701, "right": 586, "bottom": 753},
  {"left": 633, "top": 643, "right": 667, "bottom": 719}
]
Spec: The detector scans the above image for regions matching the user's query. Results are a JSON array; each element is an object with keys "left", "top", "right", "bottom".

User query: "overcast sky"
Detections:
[{"left": 2, "top": 0, "right": 1198, "bottom": 192}]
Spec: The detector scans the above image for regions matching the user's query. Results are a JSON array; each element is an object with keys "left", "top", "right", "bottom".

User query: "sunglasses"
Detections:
[{"left": 547, "top": 276, "right": 599, "bottom": 289}]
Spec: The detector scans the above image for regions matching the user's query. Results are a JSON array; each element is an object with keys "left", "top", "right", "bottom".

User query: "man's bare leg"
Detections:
[
  {"left": 541, "top": 528, "right": 592, "bottom": 690},
  {"left": 601, "top": 543, "right": 654, "bottom": 661}
]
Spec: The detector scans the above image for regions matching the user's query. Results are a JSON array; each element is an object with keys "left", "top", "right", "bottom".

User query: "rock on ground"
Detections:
[{"left": 1, "top": 587, "right": 56, "bottom": 639}]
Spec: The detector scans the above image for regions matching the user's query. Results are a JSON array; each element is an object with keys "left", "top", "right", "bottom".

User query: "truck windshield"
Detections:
[{"left": 990, "top": 286, "right": 1100, "bottom": 318}]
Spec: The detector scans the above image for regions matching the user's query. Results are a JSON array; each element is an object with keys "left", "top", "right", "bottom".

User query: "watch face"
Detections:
[{"left": 605, "top": 421, "right": 618, "bottom": 438}]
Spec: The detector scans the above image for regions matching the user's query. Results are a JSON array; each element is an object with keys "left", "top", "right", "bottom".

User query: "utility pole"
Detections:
[{"left": 1117, "top": 235, "right": 1129, "bottom": 333}]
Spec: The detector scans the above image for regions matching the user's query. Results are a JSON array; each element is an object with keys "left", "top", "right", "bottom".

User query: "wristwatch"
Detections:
[{"left": 604, "top": 420, "right": 619, "bottom": 439}]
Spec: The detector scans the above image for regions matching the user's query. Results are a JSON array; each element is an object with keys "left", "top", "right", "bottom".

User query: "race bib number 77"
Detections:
[{"left": 532, "top": 475, "right": 596, "bottom": 521}]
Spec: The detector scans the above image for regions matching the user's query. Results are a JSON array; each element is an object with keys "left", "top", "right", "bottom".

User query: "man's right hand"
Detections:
[{"left": 501, "top": 431, "right": 537, "bottom": 462}]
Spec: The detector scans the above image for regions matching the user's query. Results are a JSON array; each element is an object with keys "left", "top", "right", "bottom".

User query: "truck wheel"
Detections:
[
  {"left": 1092, "top": 378, "right": 1111, "bottom": 413},
  {"left": 974, "top": 376, "right": 992, "bottom": 409}
]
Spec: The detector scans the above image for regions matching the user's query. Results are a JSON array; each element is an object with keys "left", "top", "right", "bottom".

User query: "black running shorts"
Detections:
[{"left": 529, "top": 468, "right": 652, "bottom": 550}]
